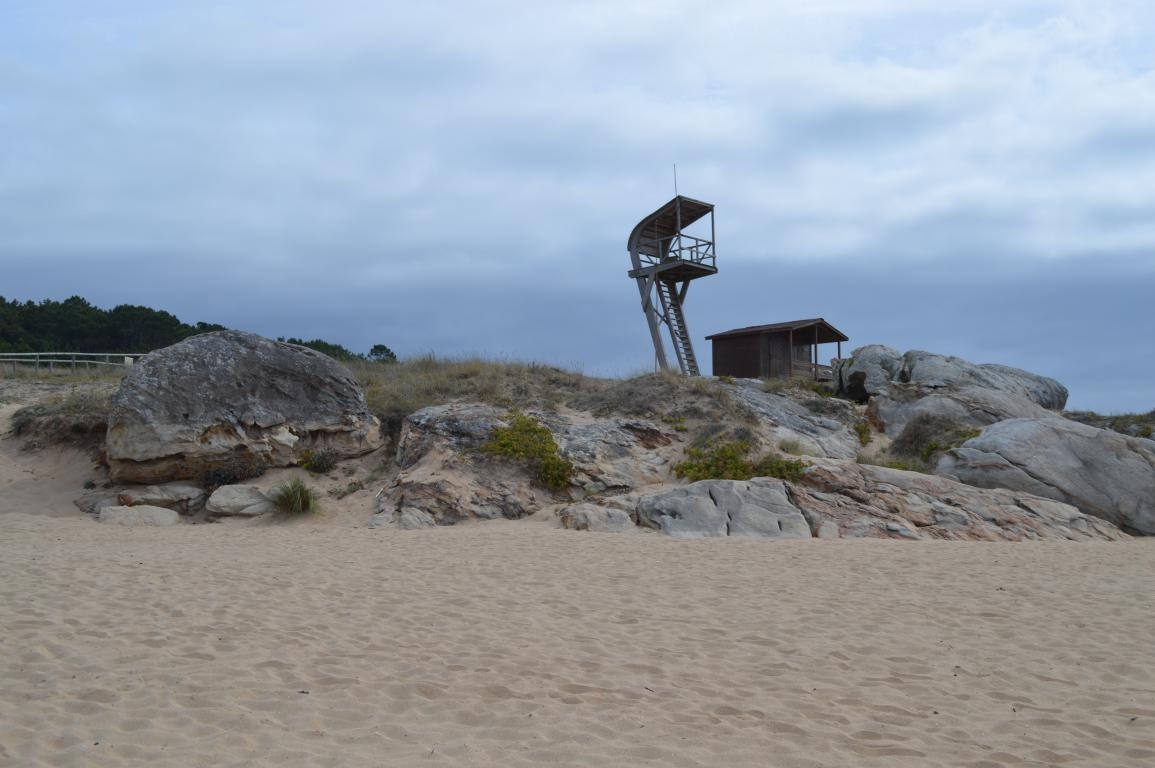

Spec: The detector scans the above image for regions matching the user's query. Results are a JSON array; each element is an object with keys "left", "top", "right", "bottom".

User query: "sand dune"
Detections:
[{"left": 2, "top": 513, "right": 1154, "bottom": 767}]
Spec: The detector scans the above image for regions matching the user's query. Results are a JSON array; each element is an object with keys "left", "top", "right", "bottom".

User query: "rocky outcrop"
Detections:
[
  {"left": 106, "top": 331, "right": 382, "bottom": 484},
  {"left": 797, "top": 459, "right": 1124, "bottom": 540},
  {"left": 834, "top": 347, "right": 1067, "bottom": 435},
  {"left": 99, "top": 505, "right": 180, "bottom": 526},
  {"left": 205, "top": 485, "right": 274, "bottom": 517},
  {"left": 725, "top": 381, "right": 860, "bottom": 459},
  {"left": 835, "top": 344, "right": 904, "bottom": 401},
  {"left": 383, "top": 404, "right": 550, "bottom": 525},
  {"left": 377, "top": 403, "right": 679, "bottom": 526},
  {"left": 938, "top": 417, "right": 1155, "bottom": 534},
  {"left": 566, "top": 459, "right": 1125, "bottom": 541}
]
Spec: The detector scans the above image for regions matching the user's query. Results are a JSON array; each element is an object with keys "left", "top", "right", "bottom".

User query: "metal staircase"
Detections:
[{"left": 655, "top": 279, "right": 699, "bottom": 376}]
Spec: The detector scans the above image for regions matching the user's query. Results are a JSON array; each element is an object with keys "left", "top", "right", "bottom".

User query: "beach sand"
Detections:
[{"left": 2, "top": 512, "right": 1154, "bottom": 767}]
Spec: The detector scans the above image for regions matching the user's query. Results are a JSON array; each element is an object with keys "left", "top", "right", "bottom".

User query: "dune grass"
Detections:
[
  {"left": 270, "top": 477, "right": 321, "bottom": 516},
  {"left": 9, "top": 388, "right": 115, "bottom": 449}
]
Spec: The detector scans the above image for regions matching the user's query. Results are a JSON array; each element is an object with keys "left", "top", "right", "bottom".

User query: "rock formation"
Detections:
[
  {"left": 938, "top": 417, "right": 1155, "bottom": 535},
  {"left": 106, "top": 331, "right": 382, "bottom": 484},
  {"left": 583, "top": 459, "right": 1125, "bottom": 541},
  {"left": 834, "top": 346, "right": 1067, "bottom": 435},
  {"left": 378, "top": 403, "right": 679, "bottom": 526}
]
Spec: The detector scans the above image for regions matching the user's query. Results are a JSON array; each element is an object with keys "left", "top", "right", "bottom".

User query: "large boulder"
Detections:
[
  {"left": 106, "top": 331, "right": 382, "bottom": 484},
  {"left": 937, "top": 417, "right": 1155, "bottom": 534},
  {"left": 901, "top": 351, "right": 1068, "bottom": 409},
  {"left": 835, "top": 347, "right": 1067, "bottom": 436}
]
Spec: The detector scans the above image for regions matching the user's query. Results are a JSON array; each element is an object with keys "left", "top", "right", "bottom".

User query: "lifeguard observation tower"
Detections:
[{"left": 627, "top": 196, "right": 717, "bottom": 376}]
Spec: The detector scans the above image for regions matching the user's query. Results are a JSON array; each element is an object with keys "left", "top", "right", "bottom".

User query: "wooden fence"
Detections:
[{"left": 0, "top": 352, "right": 147, "bottom": 374}]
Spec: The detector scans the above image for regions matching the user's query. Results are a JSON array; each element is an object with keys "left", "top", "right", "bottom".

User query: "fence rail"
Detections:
[{"left": 0, "top": 352, "right": 147, "bottom": 374}]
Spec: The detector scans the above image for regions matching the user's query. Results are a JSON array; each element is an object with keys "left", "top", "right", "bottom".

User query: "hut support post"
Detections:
[{"left": 813, "top": 325, "right": 818, "bottom": 380}]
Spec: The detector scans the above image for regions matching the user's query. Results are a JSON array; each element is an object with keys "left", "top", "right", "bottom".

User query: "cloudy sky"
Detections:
[{"left": 3, "top": 1, "right": 1153, "bottom": 411}]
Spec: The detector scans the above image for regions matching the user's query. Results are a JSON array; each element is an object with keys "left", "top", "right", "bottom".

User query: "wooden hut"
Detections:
[{"left": 706, "top": 318, "right": 848, "bottom": 380}]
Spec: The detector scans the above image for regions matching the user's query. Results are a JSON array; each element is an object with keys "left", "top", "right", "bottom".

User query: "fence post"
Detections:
[{"left": 71, "top": 354, "right": 76, "bottom": 373}]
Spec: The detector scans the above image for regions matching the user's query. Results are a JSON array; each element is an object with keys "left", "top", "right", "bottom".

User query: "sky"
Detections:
[{"left": 2, "top": 0, "right": 1153, "bottom": 411}]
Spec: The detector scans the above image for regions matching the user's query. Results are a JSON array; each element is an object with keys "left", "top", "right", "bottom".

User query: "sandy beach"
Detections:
[{"left": 3, "top": 510, "right": 1154, "bottom": 767}]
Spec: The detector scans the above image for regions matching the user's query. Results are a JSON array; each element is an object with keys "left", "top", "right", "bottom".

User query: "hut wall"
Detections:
[
  {"left": 711, "top": 335, "right": 763, "bottom": 378},
  {"left": 766, "top": 332, "right": 792, "bottom": 378}
]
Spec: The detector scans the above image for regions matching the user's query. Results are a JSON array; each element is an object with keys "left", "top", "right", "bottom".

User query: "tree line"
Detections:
[{"left": 0, "top": 296, "right": 396, "bottom": 362}]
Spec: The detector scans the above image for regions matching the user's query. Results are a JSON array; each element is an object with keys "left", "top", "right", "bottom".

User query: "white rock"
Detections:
[{"left": 206, "top": 485, "right": 274, "bottom": 517}]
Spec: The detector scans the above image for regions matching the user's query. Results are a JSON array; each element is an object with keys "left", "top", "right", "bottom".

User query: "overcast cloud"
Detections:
[{"left": 2, "top": 1, "right": 1153, "bottom": 410}]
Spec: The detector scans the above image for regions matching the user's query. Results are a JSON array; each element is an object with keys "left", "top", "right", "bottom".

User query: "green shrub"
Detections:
[
  {"left": 674, "top": 441, "right": 807, "bottom": 482},
  {"left": 751, "top": 453, "right": 807, "bottom": 482},
  {"left": 482, "top": 410, "right": 574, "bottom": 492},
  {"left": 270, "top": 477, "right": 320, "bottom": 516},
  {"left": 300, "top": 448, "right": 337, "bottom": 474},
  {"left": 854, "top": 421, "right": 873, "bottom": 446}
]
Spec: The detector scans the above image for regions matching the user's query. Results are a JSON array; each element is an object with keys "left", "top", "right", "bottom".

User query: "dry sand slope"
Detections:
[{"left": 2, "top": 514, "right": 1155, "bottom": 768}]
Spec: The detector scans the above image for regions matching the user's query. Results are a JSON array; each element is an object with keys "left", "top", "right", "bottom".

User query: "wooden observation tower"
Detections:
[{"left": 627, "top": 196, "right": 717, "bottom": 376}]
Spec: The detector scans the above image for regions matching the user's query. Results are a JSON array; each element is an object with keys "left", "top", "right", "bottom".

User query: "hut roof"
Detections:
[
  {"left": 707, "top": 318, "right": 848, "bottom": 344},
  {"left": 627, "top": 196, "right": 714, "bottom": 259}
]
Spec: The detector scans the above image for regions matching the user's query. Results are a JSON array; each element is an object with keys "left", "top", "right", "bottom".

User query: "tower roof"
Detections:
[{"left": 627, "top": 195, "right": 714, "bottom": 259}]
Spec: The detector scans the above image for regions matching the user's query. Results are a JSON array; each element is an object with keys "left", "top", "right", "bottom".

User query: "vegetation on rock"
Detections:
[
  {"left": 1064, "top": 409, "right": 1155, "bottom": 439},
  {"left": 482, "top": 409, "right": 574, "bottom": 492},
  {"left": 300, "top": 448, "right": 337, "bottom": 474},
  {"left": 10, "top": 388, "right": 114, "bottom": 450},
  {"left": 891, "top": 413, "right": 981, "bottom": 463},
  {"left": 674, "top": 441, "right": 807, "bottom": 483}
]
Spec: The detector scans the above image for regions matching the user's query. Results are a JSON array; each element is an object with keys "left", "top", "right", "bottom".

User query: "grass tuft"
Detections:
[{"left": 270, "top": 477, "right": 320, "bottom": 516}]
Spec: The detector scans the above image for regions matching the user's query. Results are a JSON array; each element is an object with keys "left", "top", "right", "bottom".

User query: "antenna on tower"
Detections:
[{"left": 673, "top": 163, "right": 679, "bottom": 196}]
